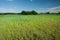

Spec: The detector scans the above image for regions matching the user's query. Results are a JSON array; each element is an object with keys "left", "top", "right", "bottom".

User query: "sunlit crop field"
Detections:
[{"left": 0, "top": 15, "right": 60, "bottom": 40}]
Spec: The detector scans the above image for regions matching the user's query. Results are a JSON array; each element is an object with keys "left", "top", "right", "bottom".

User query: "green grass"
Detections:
[{"left": 0, "top": 15, "right": 60, "bottom": 40}]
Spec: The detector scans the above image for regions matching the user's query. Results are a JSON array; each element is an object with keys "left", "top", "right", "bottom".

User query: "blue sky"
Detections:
[{"left": 0, "top": 0, "right": 60, "bottom": 13}]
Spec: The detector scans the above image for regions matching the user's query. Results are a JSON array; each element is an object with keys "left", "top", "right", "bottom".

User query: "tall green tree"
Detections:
[{"left": 21, "top": 10, "right": 38, "bottom": 15}]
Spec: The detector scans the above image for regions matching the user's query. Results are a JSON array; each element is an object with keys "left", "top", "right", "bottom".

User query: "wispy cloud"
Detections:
[
  {"left": 30, "top": 0, "right": 33, "bottom": 2},
  {"left": 47, "top": 6, "right": 60, "bottom": 12},
  {"left": 7, "top": 0, "right": 14, "bottom": 1},
  {"left": 0, "top": 8, "right": 17, "bottom": 13}
]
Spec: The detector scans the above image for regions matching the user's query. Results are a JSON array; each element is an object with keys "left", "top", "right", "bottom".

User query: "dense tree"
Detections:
[
  {"left": 21, "top": 10, "right": 38, "bottom": 15},
  {"left": 31, "top": 10, "right": 38, "bottom": 15},
  {"left": 46, "top": 12, "right": 50, "bottom": 14},
  {"left": 0, "top": 11, "right": 60, "bottom": 15},
  {"left": 58, "top": 12, "right": 60, "bottom": 14},
  {"left": 21, "top": 11, "right": 26, "bottom": 15}
]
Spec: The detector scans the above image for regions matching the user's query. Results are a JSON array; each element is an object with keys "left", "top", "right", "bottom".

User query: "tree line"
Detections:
[{"left": 0, "top": 10, "right": 60, "bottom": 15}]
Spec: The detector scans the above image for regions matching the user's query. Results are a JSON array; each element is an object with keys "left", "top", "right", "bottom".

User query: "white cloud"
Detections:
[
  {"left": 0, "top": 8, "right": 17, "bottom": 13},
  {"left": 30, "top": 0, "right": 32, "bottom": 2},
  {"left": 47, "top": 6, "right": 60, "bottom": 12},
  {"left": 7, "top": 0, "right": 14, "bottom": 1}
]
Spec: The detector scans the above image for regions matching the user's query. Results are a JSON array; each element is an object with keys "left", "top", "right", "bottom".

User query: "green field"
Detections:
[{"left": 0, "top": 15, "right": 60, "bottom": 40}]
